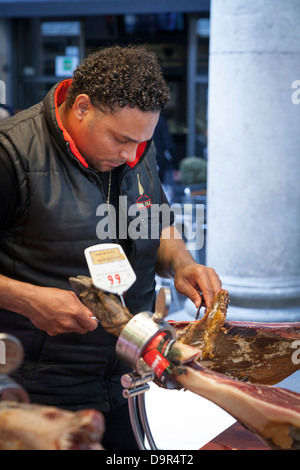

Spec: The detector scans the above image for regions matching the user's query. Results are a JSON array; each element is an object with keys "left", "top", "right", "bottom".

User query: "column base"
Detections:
[
  {"left": 226, "top": 304, "right": 300, "bottom": 322},
  {"left": 221, "top": 275, "right": 300, "bottom": 309}
]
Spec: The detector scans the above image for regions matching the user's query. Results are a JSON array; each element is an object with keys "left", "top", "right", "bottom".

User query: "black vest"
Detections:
[{"left": 0, "top": 83, "right": 164, "bottom": 412}]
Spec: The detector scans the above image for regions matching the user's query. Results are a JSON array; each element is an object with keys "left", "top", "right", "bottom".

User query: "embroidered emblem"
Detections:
[
  {"left": 136, "top": 173, "right": 151, "bottom": 209},
  {"left": 136, "top": 194, "right": 152, "bottom": 209}
]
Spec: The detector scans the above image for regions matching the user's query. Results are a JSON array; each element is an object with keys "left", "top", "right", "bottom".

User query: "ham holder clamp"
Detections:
[{"left": 116, "top": 287, "right": 180, "bottom": 450}]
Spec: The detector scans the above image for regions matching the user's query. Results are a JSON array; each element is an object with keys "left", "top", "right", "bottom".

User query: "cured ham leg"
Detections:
[
  {"left": 69, "top": 277, "right": 300, "bottom": 450},
  {"left": 175, "top": 363, "right": 300, "bottom": 450},
  {"left": 172, "top": 289, "right": 300, "bottom": 385},
  {"left": 0, "top": 401, "right": 105, "bottom": 450},
  {"left": 172, "top": 320, "right": 300, "bottom": 385},
  {"left": 71, "top": 277, "right": 300, "bottom": 385}
]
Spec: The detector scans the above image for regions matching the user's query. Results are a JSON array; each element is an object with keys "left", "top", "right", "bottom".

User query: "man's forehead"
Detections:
[{"left": 105, "top": 107, "right": 160, "bottom": 141}]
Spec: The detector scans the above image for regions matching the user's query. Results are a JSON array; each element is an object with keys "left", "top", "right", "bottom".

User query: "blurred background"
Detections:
[{"left": 0, "top": 0, "right": 300, "bottom": 323}]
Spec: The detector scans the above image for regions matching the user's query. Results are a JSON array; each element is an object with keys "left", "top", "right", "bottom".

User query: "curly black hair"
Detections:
[{"left": 66, "top": 45, "right": 170, "bottom": 112}]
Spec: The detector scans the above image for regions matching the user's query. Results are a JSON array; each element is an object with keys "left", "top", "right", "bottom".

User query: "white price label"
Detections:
[{"left": 84, "top": 244, "right": 136, "bottom": 295}]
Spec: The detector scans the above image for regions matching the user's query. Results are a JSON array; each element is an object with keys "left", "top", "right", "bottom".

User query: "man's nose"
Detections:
[{"left": 120, "top": 144, "right": 138, "bottom": 163}]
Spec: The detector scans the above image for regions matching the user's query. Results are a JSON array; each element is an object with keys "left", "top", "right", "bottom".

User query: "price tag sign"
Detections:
[{"left": 84, "top": 244, "right": 136, "bottom": 295}]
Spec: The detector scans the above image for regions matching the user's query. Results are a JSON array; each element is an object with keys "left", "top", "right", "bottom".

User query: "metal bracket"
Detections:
[
  {"left": 116, "top": 288, "right": 175, "bottom": 450},
  {"left": 0, "top": 375, "right": 29, "bottom": 403},
  {"left": 0, "top": 333, "right": 29, "bottom": 403},
  {"left": 121, "top": 367, "right": 157, "bottom": 450},
  {"left": 121, "top": 368, "right": 155, "bottom": 399}
]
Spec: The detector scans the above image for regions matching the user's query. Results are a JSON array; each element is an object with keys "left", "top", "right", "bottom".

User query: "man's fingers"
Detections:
[
  {"left": 192, "top": 266, "right": 220, "bottom": 306},
  {"left": 77, "top": 307, "right": 98, "bottom": 332},
  {"left": 176, "top": 277, "right": 205, "bottom": 310},
  {"left": 207, "top": 267, "right": 222, "bottom": 291},
  {"left": 174, "top": 263, "right": 222, "bottom": 311}
]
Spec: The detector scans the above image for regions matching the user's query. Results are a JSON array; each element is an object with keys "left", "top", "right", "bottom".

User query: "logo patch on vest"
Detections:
[
  {"left": 136, "top": 173, "right": 152, "bottom": 209},
  {"left": 136, "top": 194, "right": 152, "bottom": 209}
]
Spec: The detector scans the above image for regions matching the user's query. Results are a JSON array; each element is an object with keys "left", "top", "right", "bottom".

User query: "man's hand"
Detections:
[
  {"left": 24, "top": 287, "right": 98, "bottom": 336},
  {"left": 0, "top": 275, "right": 98, "bottom": 336},
  {"left": 156, "top": 226, "right": 222, "bottom": 309},
  {"left": 173, "top": 262, "right": 222, "bottom": 309}
]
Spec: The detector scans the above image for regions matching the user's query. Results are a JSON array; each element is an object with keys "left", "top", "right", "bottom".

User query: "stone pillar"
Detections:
[{"left": 206, "top": 0, "right": 300, "bottom": 321}]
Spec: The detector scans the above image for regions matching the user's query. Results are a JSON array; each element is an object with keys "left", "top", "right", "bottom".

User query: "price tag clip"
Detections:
[{"left": 84, "top": 243, "right": 136, "bottom": 298}]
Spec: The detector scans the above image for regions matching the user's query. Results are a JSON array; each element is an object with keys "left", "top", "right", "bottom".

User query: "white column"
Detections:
[{"left": 206, "top": 0, "right": 300, "bottom": 320}]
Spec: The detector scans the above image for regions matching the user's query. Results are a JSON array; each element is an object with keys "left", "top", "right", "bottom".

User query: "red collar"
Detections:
[
  {"left": 54, "top": 79, "right": 88, "bottom": 168},
  {"left": 54, "top": 80, "right": 147, "bottom": 169},
  {"left": 126, "top": 140, "right": 147, "bottom": 168}
]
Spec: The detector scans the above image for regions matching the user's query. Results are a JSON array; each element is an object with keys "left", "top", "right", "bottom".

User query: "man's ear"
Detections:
[{"left": 73, "top": 94, "right": 91, "bottom": 121}]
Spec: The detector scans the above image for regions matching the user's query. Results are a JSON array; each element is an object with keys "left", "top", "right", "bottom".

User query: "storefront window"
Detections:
[
  {"left": 187, "top": 15, "right": 209, "bottom": 159},
  {"left": 12, "top": 12, "right": 209, "bottom": 165},
  {"left": 15, "top": 18, "right": 83, "bottom": 109}
]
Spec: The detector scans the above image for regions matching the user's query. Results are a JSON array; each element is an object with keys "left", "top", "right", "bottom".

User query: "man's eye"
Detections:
[{"left": 116, "top": 137, "right": 128, "bottom": 144}]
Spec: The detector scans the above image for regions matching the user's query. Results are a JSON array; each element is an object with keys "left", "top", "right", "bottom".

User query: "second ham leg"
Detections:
[{"left": 174, "top": 362, "right": 300, "bottom": 450}]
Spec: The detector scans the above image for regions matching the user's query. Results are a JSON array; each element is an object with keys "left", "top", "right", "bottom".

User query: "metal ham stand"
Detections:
[
  {"left": 0, "top": 333, "right": 29, "bottom": 403},
  {"left": 116, "top": 287, "right": 178, "bottom": 450}
]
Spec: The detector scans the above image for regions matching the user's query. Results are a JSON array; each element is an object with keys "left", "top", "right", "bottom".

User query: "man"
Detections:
[{"left": 0, "top": 46, "right": 221, "bottom": 449}]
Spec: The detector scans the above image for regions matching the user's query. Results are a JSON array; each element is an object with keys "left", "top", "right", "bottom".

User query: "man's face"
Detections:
[{"left": 73, "top": 102, "right": 160, "bottom": 172}]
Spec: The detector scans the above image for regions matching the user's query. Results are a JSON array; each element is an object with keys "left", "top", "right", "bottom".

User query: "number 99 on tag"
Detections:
[
  {"left": 107, "top": 273, "right": 121, "bottom": 285},
  {"left": 84, "top": 243, "right": 136, "bottom": 295}
]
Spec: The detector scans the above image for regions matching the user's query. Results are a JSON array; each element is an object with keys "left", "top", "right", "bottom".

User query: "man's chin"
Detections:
[
  {"left": 89, "top": 163, "right": 111, "bottom": 173},
  {"left": 86, "top": 158, "right": 125, "bottom": 172}
]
